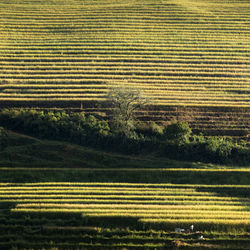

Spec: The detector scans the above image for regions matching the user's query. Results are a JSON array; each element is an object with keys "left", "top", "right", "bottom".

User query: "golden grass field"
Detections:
[
  {"left": 0, "top": 0, "right": 249, "bottom": 135},
  {"left": 0, "top": 182, "right": 249, "bottom": 249}
]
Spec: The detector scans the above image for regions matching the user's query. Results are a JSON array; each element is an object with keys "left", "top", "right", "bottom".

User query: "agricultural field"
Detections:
[
  {"left": 0, "top": 182, "right": 249, "bottom": 249},
  {"left": 0, "top": 133, "right": 249, "bottom": 249},
  {"left": 0, "top": 0, "right": 249, "bottom": 135}
]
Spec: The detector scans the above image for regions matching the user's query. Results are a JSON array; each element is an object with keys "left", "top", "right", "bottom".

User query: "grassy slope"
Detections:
[
  {"left": 0, "top": 0, "right": 249, "bottom": 136},
  {"left": 1, "top": 0, "right": 249, "bottom": 106},
  {"left": 0, "top": 130, "right": 199, "bottom": 169},
  {"left": 0, "top": 131, "right": 249, "bottom": 185},
  {"left": 1, "top": 131, "right": 249, "bottom": 249}
]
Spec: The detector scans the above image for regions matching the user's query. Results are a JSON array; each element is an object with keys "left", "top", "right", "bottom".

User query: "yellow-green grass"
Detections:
[
  {"left": 1, "top": 182, "right": 249, "bottom": 248},
  {"left": 0, "top": 0, "right": 249, "bottom": 123},
  {"left": 2, "top": 199, "right": 250, "bottom": 208},
  {"left": 1, "top": 183, "right": 248, "bottom": 236}
]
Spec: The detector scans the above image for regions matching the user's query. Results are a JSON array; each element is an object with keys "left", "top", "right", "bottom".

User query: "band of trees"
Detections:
[{"left": 0, "top": 87, "right": 249, "bottom": 165}]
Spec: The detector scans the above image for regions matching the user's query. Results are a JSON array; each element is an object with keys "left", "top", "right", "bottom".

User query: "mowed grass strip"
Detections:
[
  {"left": 2, "top": 197, "right": 248, "bottom": 205},
  {"left": 14, "top": 203, "right": 250, "bottom": 216},
  {"left": 3, "top": 202, "right": 248, "bottom": 211}
]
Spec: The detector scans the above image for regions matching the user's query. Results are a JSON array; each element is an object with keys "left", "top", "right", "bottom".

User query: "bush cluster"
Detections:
[
  {"left": 161, "top": 122, "right": 249, "bottom": 165},
  {"left": 0, "top": 109, "right": 249, "bottom": 165},
  {"left": 0, "top": 109, "right": 110, "bottom": 148}
]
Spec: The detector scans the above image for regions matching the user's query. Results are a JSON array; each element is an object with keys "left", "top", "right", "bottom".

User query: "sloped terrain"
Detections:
[
  {"left": 0, "top": 131, "right": 249, "bottom": 249},
  {"left": 0, "top": 182, "right": 249, "bottom": 249},
  {"left": 0, "top": 0, "right": 249, "bottom": 135}
]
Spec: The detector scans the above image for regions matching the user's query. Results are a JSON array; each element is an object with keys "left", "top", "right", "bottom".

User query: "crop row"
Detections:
[
  {"left": 2, "top": 182, "right": 249, "bottom": 187},
  {"left": 0, "top": 75, "right": 248, "bottom": 81},
  {"left": 0, "top": 67, "right": 250, "bottom": 74},
  {"left": 2, "top": 85, "right": 248, "bottom": 91},
  {"left": 1, "top": 43, "right": 249, "bottom": 49},
  {"left": 0, "top": 93, "right": 248, "bottom": 100},
  {"left": 1, "top": 18, "right": 249, "bottom": 23},
  {"left": 1, "top": 70, "right": 249, "bottom": 77},
  {"left": 1, "top": 197, "right": 247, "bottom": 204},
  {"left": 3, "top": 200, "right": 250, "bottom": 208},
  {"left": 2, "top": 197, "right": 248, "bottom": 205},
  {"left": 1, "top": 49, "right": 249, "bottom": 55},
  {"left": 2, "top": 29, "right": 249, "bottom": 35},
  {"left": 1, "top": 37, "right": 248, "bottom": 44},
  {"left": 0, "top": 66, "right": 248, "bottom": 73},
  {"left": 2, "top": 89, "right": 248, "bottom": 96},
  {"left": 1, "top": 10, "right": 248, "bottom": 14},
  {"left": 15, "top": 204, "right": 250, "bottom": 215},
  {"left": 0, "top": 182, "right": 248, "bottom": 235},
  {"left": 0, "top": 57, "right": 248, "bottom": 64},
  {"left": 0, "top": 12, "right": 248, "bottom": 16},
  {"left": 2, "top": 22, "right": 249, "bottom": 27},
  {"left": 2, "top": 85, "right": 249, "bottom": 91},
  {"left": 1, "top": 98, "right": 248, "bottom": 107},
  {"left": 12, "top": 210, "right": 250, "bottom": 222}
]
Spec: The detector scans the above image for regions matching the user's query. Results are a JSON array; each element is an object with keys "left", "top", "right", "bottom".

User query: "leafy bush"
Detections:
[
  {"left": 164, "top": 121, "right": 192, "bottom": 144},
  {"left": 162, "top": 132, "right": 249, "bottom": 165},
  {"left": 0, "top": 109, "right": 249, "bottom": 165},
  {"left": 204, "top": 137, "right": 234, "bottom": 162},
  {"left": 136, "top": 121, "right": 164, "bottom": 138},
  {"left": 0, "top": 109, "right": 110, "bottom": 147}
]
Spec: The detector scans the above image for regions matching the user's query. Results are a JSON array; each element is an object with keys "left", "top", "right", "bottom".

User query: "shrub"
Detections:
[
  {"left": 136, "top": 121, "right": 164, "bottom": 138},
  {"left": 164, "top": 121, "right": 192, "bottom": 144},
  {"left": 0, "top": 109, "right": 111, "bottom": 147},
  {"left": 0, "top": 109, "right": 249, "bottom": 165},
  {"left": 204, "top": 137, "right": 234, "bottom": 163}
]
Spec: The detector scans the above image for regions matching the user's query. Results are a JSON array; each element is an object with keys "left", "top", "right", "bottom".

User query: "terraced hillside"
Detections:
[
  {"left": 0, "top": 182, "right": 249, "bottom": 249},
  {"left": 0, "top": 0, "right": 249, "bottom": 135}
]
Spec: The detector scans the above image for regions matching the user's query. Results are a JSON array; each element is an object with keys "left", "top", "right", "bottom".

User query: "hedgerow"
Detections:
[{"left": 0, "top": 109, "right": 249, "bottom": 165}]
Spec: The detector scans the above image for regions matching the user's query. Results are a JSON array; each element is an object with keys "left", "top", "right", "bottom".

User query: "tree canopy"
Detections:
[{"left": 107, "top": 85, "right": 148, "bottom": 138}]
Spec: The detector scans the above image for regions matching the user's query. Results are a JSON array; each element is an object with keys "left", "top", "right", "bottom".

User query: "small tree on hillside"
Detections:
[{"left": 107, "top": 85, "right": 148, "bottom": 138}]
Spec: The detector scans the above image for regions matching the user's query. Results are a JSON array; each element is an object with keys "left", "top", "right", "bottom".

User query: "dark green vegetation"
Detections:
[
  {"left": 0, "top": 130, "right": 249, "bottom": 249},
  {"left": 0, "top": 128, "right": 249, "bottom": 185},
  {"left": 0, "top": 0, "right": 249, "bottom": 248},
  {"left": 0, "top": 109, "right": 249, "bottom": 166},
  {"left": 0, "top": 93, "right": 249, "bottom": 250}
]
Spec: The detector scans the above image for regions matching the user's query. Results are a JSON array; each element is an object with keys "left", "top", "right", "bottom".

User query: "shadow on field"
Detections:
[
  {"left": 195, "top": 186, "right": 250, "bottom": 216},
  {"left": 1, "top": 201, "right": 250, "bottom": 249},
  {"left": 0, "top": 207, "right": 156, "bottom": 249},
  {"left": 2, "top": 168, "right": 250, "bottom": 185},
  {"left": 196, "top": 186, "right": 250, "bottom": 199}
]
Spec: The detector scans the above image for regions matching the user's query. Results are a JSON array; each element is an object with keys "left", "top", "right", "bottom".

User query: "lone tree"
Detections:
[{"left": 107, "top": 85, "right": 148, "bottom": 138}]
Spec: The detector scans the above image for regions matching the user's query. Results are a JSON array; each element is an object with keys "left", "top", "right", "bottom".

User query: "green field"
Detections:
[
  {"left": 0, "top": 0, "right": 249, "bottom": 135},
  {"left": 0, "top": 182, "right": 249, "bottom": 249},
  {"left": 0, "top": 132, "right": 249, "bottom": 249},
  {"left": 0, "top": 0, "right": 250, "bottom": 248}
]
